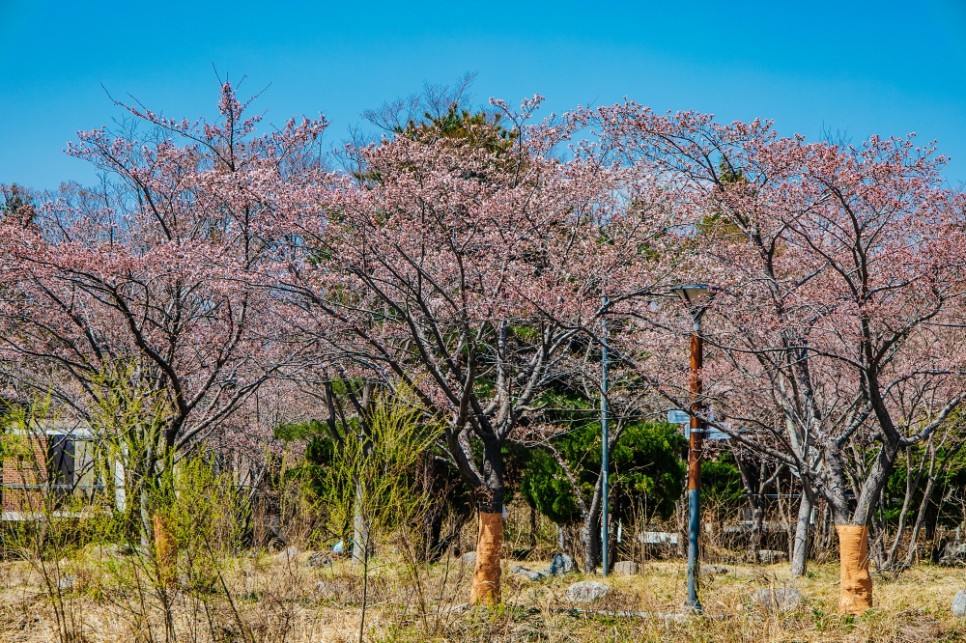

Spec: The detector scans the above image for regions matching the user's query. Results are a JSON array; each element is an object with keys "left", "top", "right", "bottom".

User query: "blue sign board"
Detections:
[
  {"left": 668, "top": 409, "right": 731, "bottom": 440},
  {"left": 667, "top": 409, "right": 690, "bottom": 424}
]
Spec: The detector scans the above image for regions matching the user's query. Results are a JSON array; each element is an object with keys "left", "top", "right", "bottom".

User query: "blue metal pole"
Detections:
[
  {"left": 687, "top": 489, "right": 701, "bottom": 610},
  {"left": 601, "top": 295, "right": 609, "bottom": 577}
]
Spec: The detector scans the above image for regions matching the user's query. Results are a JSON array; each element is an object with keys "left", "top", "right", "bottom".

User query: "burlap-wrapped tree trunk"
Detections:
[
  {"left": 154, "top": 513, "right": 177, "bottom": 588},
  {"left": 470, "top": 511, "right": 503, "bottom": 605},
  {"left": 836, "top": 524, "right": 872, "bottom": 613}
]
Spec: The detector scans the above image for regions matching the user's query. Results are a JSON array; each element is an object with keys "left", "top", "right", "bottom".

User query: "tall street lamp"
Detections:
[
  {"left": 599, "top": 288, "right": 650, "bottom": 577},
  {"left": 671, "top": 283, "right": 714, "bottom": 613},
  {"left": 600, "top": 295, "right": 611, "bottom": 576}
]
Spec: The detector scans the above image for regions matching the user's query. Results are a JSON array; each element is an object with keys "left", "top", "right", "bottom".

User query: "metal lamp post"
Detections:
[
  {"left": 599, "top": 288, "right": 654, "bottom": 576},
  {"left": 671, "top": 283, "right": 714, "bottom": 613},
  {"left": 600, "top": 295, "right": 610, "bottom": 576}
]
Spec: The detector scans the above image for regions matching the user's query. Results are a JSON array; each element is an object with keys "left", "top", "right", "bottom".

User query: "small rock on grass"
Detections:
[
  {"left": 57, "top": 574, "right": 77, "bottom": 591},
  {"left": 511, "top": 565, "right": 547, "bottom": 581},
  {"left": 460, "top": 551, "right": 477, "bottom": 567},
  {"left": 566, "top": 580, "right": 610, "bottom": 603},
  {"left": 546, "top": 553, "right": 577, "bottom": 576},
  {"left": 612, "top": 561, "right": 639, "bottom": 576},
  {"left": 941, "top": 542, "right": 966, "bottom": 565},
  {"left": 275, "top": 546, "right": 300, "bottom": 563},
  {"left": 952, "top": 590, "right": 966, "bottom": 616}
]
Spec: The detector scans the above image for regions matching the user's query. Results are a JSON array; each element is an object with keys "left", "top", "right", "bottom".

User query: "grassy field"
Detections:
[{"left": 0, "top": 547, "right": 964, "bottom": 642}]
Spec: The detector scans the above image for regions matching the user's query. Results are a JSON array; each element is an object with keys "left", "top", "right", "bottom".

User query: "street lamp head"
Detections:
[
  {"left": 671, "top": 283, "right": 714, "bottom": 306},
  {"left": 671, "top": 283, "right": 715, "bottom": 325}
]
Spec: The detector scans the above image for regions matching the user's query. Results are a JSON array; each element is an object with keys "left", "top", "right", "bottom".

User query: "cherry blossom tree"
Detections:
[
  {"left": 593, "top": 104, "right": 966, "bottom": 612},
  {"left": 279, "top": 98, "right": 681, "bottom": 603},
  {"left": 0, "top": 83, "right": 327, "bottom": 553}
]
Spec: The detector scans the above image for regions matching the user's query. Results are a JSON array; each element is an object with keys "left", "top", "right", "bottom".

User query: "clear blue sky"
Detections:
[{"left": 2, "top": 1, "right": 965, "bottom": 190}]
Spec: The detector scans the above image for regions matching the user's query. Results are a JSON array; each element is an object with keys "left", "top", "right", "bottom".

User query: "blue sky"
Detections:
[{"left": 2, "top": 1, "right": 965, "bottom": 190}]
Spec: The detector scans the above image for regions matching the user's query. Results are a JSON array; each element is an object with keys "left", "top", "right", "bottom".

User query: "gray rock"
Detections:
[
  {"left": 57, "top": 574, "right": 77, "bottom": 591},
  {"left": 756, "top": 549, "right": 788, "bottom": 564},
  {"left": 460, "top": 551, "right": 477, "bottom": 567},
  {"left": 566, "top": 580, "right": 611, "bottom": 603},
  {"left": 753, "top": 587, "right": 803, "bottom": 612},
  {"left": 941, "top": 542, "right": 966, "bottom": 565},
  {"left": 276, "top": 546, "right": 301, "bottom": 563},
  {"left": 511, "top": 565, "right": 547, "bottom": 581},
  {"left": 612, "top": 561, "right": 639, "bottom": 576},
  {"left": 546, "top": 553, "right": 577, "bottom": 576},
  {"left": 307, "top": 551, "right": 333, "bottom": 568},
  {"left": 953, "top": 590, "right": 966, "bottom": 616}
]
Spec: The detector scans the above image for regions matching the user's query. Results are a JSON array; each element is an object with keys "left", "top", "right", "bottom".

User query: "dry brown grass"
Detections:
[{"left": 0, "top": 548, "right": 964, "bottom": 642}]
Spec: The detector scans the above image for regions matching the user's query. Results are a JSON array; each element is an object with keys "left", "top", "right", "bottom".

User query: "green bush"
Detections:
[{"left": 520, "top": 421, "right": 687, "bottom": 526}]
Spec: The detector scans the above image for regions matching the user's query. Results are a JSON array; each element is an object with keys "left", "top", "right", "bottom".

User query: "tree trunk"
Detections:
[
  {"left": 415, "top": 455, "right": 460, "bottom": 563},
  {"left": 424, "top": 506, "right": 445, "bottom": 562},
  {"left": 749, "top": 500, "right": 765, "bottom": 562},
  {"left": 139, "top": 478, "right": 152, "bottom": 551},
  {"left": 882, "top": 447, "right": 921, "bottom": 569},
  {"left": 735, "top": 453, "right": 766, "bottom": 563},
  {"left": 869, "top": 514, "right": 887, "bottom": 570},
  {"left": 903, "top": 468, "right": 939, "bottom": 568},
  {"left": 817, "top": 501, "right": 834, "bottom": 563},
  {"left": 352, "top": 476, "right": 370, "bottom": 563},
  {"left": 528, "top": 503, "right": 538, "bottom": 552},
  {"left": 835, "top": 524, "right": 872, "bottom": 614},
  {"left": 924, "top": 513, "right": 939, "bottom": 562},
  {"left": 580, "top": 513, "right": 602, "bottom": 574},
  {"left": 902, "top": 438, "right": 961, "bottom": 568},
  {"left": 467, "top": 429, "right": 506, "bottom": 605},
  {"left": 790, "top": 488, "right": 814, "bottom": 577},
  {"left": 557, "top": 525, "right": 569, "bottom": 552},
  {"left": 470, "top": 508, "right": 503, "bottom": 605}
]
